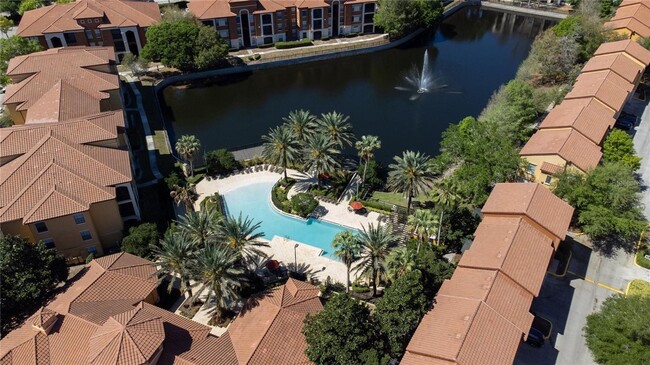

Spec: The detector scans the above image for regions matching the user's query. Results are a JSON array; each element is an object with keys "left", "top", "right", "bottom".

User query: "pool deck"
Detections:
[{"left": 194, "top": 167, "right": 383, "bottom": 284}]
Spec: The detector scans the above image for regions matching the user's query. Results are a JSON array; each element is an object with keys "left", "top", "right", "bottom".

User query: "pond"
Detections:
[{"left": 162, "top": 6, "right": 555, "bottom": 164}]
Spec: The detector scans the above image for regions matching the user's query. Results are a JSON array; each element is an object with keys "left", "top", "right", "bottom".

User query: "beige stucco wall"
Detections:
[
  {"left": 521, "top": 155, "right": 568, "bottom": 186},
  {"left": 1, "top": 220, "right": 35, "bottom": 240},
  {"left": 4, "top": 104, "right": 26, "bottom": 125},
  {"left": 88, "top": 199, "right": 124, "bottom": 252}
]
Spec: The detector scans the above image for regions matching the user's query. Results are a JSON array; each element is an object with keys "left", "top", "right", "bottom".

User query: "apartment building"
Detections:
[
  {"left": 188, "top": 0, "right": 378, "bottom": 49},
  {"left": 16, "top": 0, "right": 161, "bottom": 60},
  {"left": 605, "top": 0, "right": 650, "bottom": 40}
]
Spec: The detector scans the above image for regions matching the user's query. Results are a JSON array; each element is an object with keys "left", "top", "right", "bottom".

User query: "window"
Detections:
[
  {"left": 278, "top": 22, "right": 283, "bottom": 30},
  {"left": 544, "top": 175, "right": 553, "bottom": 185},
  {"left": 94, "top": 29, "right": 101, "bottom": 37},
  {"left": 364, "top": 3, "right": 376, "bottom": 12},
  {"left": 313, "top": 9, "right": 322, "bottom": 18},
  {"left": 64, "top": 33, "right": 77, "bottom": 44},
  {"left": 352, "top": 4, "right": 362, "bottom": 12},
  {"left": 276, "top": 11, "right": 283, "bottom": 19},
  {"left": 291, "top": 7, "right": 295, "bottom": 13},
  {"left": 301, "top": 20, "right": 307, "bottom": 28},
  {"left": 313, "top": 19, "right": 322, "bottom": 29},
  {"left": 35, "top": 221, "right": 48, "bottom": 233},
  {"left": 262, "top": 14, "right": 272, "bottom": 23},
  {"left": 111, "top": 29, "right": 122, "bottom": 40},
  {"left": 364, "top": 13, "right": 374, "bottom": 23},
  {"left": 43, "top": 239, "right": 55, "bottom": 249},
  {"left": 89, "top": 42, "right": 96, "bottom": 46},
  {"left": 85, "top": 30, "right": 93, "bottom": 39},
  {"left": 301, "top": 9, "right": 307, "bottom": 17},
  {"left": 353, "top": 15, "right": 361, "bottom": 23},
  {"left": 202, "top": 20, "right": 213, "bottom": 27},
  {"left": 352, "top": 25, "right": 361, "bottom": 33},
  {"left": 261, "top": 14, "right": 273, "bottom": 36},
  {"left": 527, "top": 163, "right": 537, "bottom": 175},
  {"left": 80, "top": 230, "right": 92, "bottom": 241},
  {"left": 111, "top": 29, "right": 125, "bottom": 52},
  {"left": 219, "top": 29, "right": 229, "bottom": 38},
  {"left": 73, "top": 213, "right": 85, "bottom": 224},
  {"left": 263, "top": 36, "right": 273, "bottom": 44},
  {"left": 216, "top": 18, "right": 227, "bottom": 27},
  {"left": 236, "top": 16, "right": 241, "bottom": 24},
  {"left": 302, "top": 32, "right": 307, "bottom": 38}
]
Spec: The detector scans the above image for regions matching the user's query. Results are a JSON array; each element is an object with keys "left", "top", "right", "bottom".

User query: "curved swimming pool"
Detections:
[{"left": 221, "top": 180, "right": 355, "bottom": 257}]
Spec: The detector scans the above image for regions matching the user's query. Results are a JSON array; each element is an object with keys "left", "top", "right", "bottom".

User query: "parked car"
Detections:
[
  {"left": 526, "top": 327, "right": 545, "bottom": 347},
  {"left": 615, "top": 112, "right": 638, "bottom": 131}
]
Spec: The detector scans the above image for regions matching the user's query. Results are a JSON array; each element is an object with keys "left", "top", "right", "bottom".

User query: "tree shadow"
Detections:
[
  {"left": 591, "top": 235, "right": 637, "bottom": 258},
  {"left": 310, "top": 205, "right": 329, "bottom": 218}
]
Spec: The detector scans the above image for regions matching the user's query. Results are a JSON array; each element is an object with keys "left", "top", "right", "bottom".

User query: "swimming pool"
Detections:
[{"left": 222, "top": 180, "right": 356, "bottom": 257}]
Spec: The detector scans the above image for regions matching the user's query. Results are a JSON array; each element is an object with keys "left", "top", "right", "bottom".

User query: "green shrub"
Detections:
[
  {"left": 275, "top": 39, "right": 313, "bottom": 49},
  {"left": 290, "top": 193, "right": 318, "bottom": 217},
  {"left": 254, "top": 54, "right": 261, "bottom": 60},
  {"left": 186, "top": 173, "right": 205, "bottom": 185},
  {"left": 200, "top": 192, "right": 225, "bottom": 215},
  {"left": 85, "top": 252, "right": 95, "bottom": 264},
  {"left": 164, "top": 171, "right": 184, "bottom": 190},
  {"left": 351, "top": 282, "right": 370, "bottom": 293},
  {"left": 205, "top": 149, "right": 239, "bottom": 175}
]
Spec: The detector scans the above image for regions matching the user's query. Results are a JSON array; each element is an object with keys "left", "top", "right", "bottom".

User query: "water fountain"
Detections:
[{"left": 396, "top": 49, "right": 457, "bottom": 100}]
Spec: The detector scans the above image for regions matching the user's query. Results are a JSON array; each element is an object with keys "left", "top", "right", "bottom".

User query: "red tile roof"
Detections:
[
  {"left": 605, "top": 17, "right": 650, "bottom": 37},
  {"left": 17, "top": 0, "right": 160, "bottom": 37},
  {"left": 538, "top": 98, "right": 615, "bottom": 144},
  {"left": 565, "top": 70, "right": 634, "bottom": 111},
  {"left": 459, "top": 216, "right": 555, "bottom": 296},
  {"left": 581, "top": 52, "right": 644, "bottom": 84},
  {"left": 482, "top": 183, "right": 574, "bottom": 240},
  {"left": 520, "top": 128, "right": 603, "bottom": 173},
  {"left": 593, "top": 39, "right": 650, "bottom": 65},
  {"left": 539, "top": 161, "right": 564, "bottom": 175}
]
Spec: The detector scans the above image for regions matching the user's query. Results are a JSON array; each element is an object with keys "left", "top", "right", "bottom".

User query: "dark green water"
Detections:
[{"left": 162, "top": 6, "right": 554, "bottom": 163}]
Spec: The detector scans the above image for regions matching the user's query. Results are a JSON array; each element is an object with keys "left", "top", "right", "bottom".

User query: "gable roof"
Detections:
[
  {"left": 593, "top": 38, "right": 650, "bottom": 65},
  {"left": 16, "top": 0, "right": 161, "bottom": 37},
  {"left": 581, "top": 52, "right": 644, "bottom": 83},
  {"left": 565, "top": 70, "right": 634, "bottom": 111},
  {"left": 4, "top": 47, "right": 119, "bottom": 125},
  {"left": 459, "top": 216, "right": 554, "bottom": 296},
  {"left": 605, "top": 17, "right": 650, "bottom": 37},
  {"left": 520, "top": 128, "right": 603, "bottom": 173},
  {"left": 538, "top": 98, "right": 615, "bottom": 145},
  {"left": 481, "top": 183, "right": 574, "bottom": 240}
]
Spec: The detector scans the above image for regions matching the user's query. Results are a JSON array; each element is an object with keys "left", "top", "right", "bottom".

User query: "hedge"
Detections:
[{"left": 275, "top": 39, "right": 313, "bottom": 49}]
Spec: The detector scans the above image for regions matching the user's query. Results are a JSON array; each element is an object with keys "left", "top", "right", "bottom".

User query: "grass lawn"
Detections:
[
  {"left": 636, "top": 251, "right": 650, "bottom": 269},
  {"left": 370, "top": 191, "right": 429, "bottom": 207},
  {"left": 627, "top": 279, "right": 650, "bottom": 296}
]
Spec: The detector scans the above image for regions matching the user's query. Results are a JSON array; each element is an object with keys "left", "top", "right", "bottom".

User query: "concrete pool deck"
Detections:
[{"left": 194, "top": 167, "right": 383, "bottom": 284}]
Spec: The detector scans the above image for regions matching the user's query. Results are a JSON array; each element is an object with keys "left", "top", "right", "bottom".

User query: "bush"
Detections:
[
  {"left": 121, "top": 223, "right": 161, "bottom": 259},
  {"left": 205, "top": 149, "right": 239, "bottom": 176},
  {"left": 275, "top": 39, "right": 313, "bottom": 49},
  {"left": 165, "top": 171, "right": 184, "bottom": 190},
  {"left": 290, "top": 193, "right": 318, "bottom": 217},
  {"left": 271, "top": 180, "right": 294, "bottom": 214},
  {"left": 254, "top": 54, "right": 261, "bottom": 60},
  {"left": 200, "top": 192, "right": 225, "bottom": 215},
  {"left": 374, "top": 0, "right": 443, "bottom": 38},
  {"left": 186, "top": 173, "right": 205, "bottom": 185}
]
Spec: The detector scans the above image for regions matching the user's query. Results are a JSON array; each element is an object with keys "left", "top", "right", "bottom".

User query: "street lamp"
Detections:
[{"left": 294, "top": 243, "right": 299, "bottom": 271}]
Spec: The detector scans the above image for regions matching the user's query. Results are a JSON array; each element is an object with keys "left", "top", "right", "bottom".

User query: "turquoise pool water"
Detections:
[{"left": 222, "top": 181, "right": 355, "bottom": 257}]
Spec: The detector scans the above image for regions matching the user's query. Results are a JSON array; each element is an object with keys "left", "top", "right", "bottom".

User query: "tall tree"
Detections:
[
  {"left": 602, "top": 129, "right": 641, "bottom": 171},
  {"left": 191, "top": 245, "right": 246, "bottom": 320},
  {"left": 316, "top": 111, "right": 355, "bottom": 148},
  {"left": 385, "top": 247, "right": 416, "bottom": 283},
  {"left": 429, "top": 178, "right": 462, "bottom": 245},
  {"left": 0, "top": 16, "right": 13, "bottom": 37},
  {"left": 283, "top": 109, "right": 318, "bottom": 145},
  {"left": 374, "top": 0, "right": 443, "bottom": 38},
  {"left": 354, "top": 223, "right": 398, "bottom": 297},
  {"left": 584, "top": 294, "right": 650, "bottom": 365},
  {"left": 407, "top": 209, "right": 438, "bottom": 253},
  {"left": 303, "top": 134, "right": 340, "bottom": 188},
  {"left": 170, "top": 183, "right": 198, "bottom": 213},
  {"left": 177, "top": 209, "right": 221, "bottom": 247},
  {"left": 332, "top": 230, "right": 362, "bottom": 292},
  {"left": 355, "top": 135, "right": 382, "bottom": 192},
  {"left": 387, "top": 150, "right": 435, "bottom": 215},
  {"left": 262, "top": 125, "right": 300, "bottom": 182},
  {"left": 1, "top": 236, "right": 68, "bottom": 336},
  {"left": 175, "top": 135, "right": 201, "bottom": 177},
  {"left": 303, "top": 293, "right": 387, "bottom": 365},
  {"left": 121, "top": 223, "right": 160, "bottom": 259},
  {"left": 216, "top": 214, "right": 268, "bottom": 263},
  {"left": 375, "top": 269, "right": 429, "bottom": 358},
  {"left": 153, "top": 231, "right": 197, "bottom": 298}
]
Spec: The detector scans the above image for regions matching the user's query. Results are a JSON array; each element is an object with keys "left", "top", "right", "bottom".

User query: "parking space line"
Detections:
[{"left": 566, "top": 271, "right": 625, "bottom": 295}]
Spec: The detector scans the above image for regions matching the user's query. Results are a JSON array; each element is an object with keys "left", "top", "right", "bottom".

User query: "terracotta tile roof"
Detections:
[
  {"left": 594, "top": 39, "right": 650, "bottom": 65},
  {"left": 482, "top": 183, "right": 574, "bottom": 240},
  {"left": 538, "top": 98, "right": 615, "bottom": 144},
  {"left": 520, "top": 129, "right": 603, "bottom": 172},
  {"left": 438, "top": 267, "right": 534, "bottom": 334},
  {"left": 0, "top": 132, "right": 132, "bottom": 224},
  {"left": 619, "top": 0, "right": 650, "bottom": 8},
  {"left": 459, "top": 216, "right": 555, "bottom": 296},
  {"left": 16, "top": 0, "right": 160, "bottom": 37},
  {"left": 582, "top": 53, "right": 644, "bottom": 83},
  {"left": 565, "top": 70, "right": 633, "bottom": 111},
  {"left": 187, "top": 0, "right": 236, "bottom": 19},
  {"left": 0, "top": 111, "right": 125, "bottom": 159},
  {"left": 176, "top": 333, "right": 239, "bottom": 365},
  {"left": 0, "top": 254, "right": 214, "bottom": 365},
  {"left": 605, "top": 17, "right": 650, "bottom": 37},
  {"left": 540, "top": 161, "right": 564, "bottom": 175},
  {"left": 613, "top": 3, "right": 650, "bottom": 24},
  {"left": 4, "top": 47, "right": 119, "bottom": 124},
  {"left": 403, "top": 296, "right": 523, "bottom": 365},
  {"left": 254, "top": 0, "right": 289, "bottom": 14},
  {"left": 294, "top": 0, "right": 330, "bottom": 8}
]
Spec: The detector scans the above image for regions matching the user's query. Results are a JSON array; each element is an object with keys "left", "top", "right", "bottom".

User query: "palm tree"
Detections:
[
  {"left": 170, "top": 183, "right": 198, "bottom": 213},
  {"left": 153, "top": 231, "right": 197, "bottom": 298},
  {"left": 316, "top": 111, "right": 355, "bottom": 148},
  {"left": 387, "top": 150, "right": 435, "bottom": 216},
  {"left": 262, "top": 125, "right": 300, "bottom": 182},
  {"left": 216, "top": 213, "right": 268, "bottom": 263},
  {"left": 354, "top": 223, "right": 398, "bottom": 297},
  {"left": 407, "top": 209, "right": 439, "bottom": 253},
  {"left": 177, "top": 209, "right": 221, "bottom": 247},
  {"left": 175, "top": 135, "right": 201, "bottom": 177},
  {"left": 355, "top": 135, "right": 381, "bottom": 191},
  {"left": 429, "top": 179, "right": 462, "bottom": 245},
  {"left": 385, "top": 247, "right": 416, "bottom": 283},
  {"left": 191, "top": 245, "right": 246, "bottom": 320},
  {"left": 332, "top": 230, "right": 361, "bottom": 293},
  {"left": 283, "top": 109, "right": 318, "bottom": 144},
  {"left": 303, "top": 134, "right": 340, "bottom": 188}
]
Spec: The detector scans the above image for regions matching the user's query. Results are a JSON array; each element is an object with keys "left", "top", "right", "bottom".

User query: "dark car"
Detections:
[
  {"left": 615, "top": 112, "right": 638, "bottom": 131},
  {"left": 526, "top": 327, "right": 545, "bottom": 347}
]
